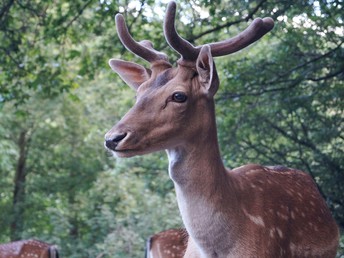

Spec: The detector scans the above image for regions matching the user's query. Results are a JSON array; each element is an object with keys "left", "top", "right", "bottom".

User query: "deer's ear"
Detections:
[
  {"left": 196, "top": 45, "right": 219, "bottom": 96},
  {"left": 109, "top": 59, "right": 151, "bottom": 90}
]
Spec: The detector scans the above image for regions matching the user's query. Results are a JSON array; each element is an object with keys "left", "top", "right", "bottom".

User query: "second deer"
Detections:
[{"left": 146, "top": 228, "right": 188, "bottom": 258}]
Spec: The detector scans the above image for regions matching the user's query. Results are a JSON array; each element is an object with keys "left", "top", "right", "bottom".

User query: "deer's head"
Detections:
[{"left": 105, "top": 1, "right": 274, "bottom": 157}]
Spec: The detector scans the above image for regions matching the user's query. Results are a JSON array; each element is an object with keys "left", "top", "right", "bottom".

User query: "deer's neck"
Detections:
[
  {"left": 166, "top": 103, "right": 239, "bottom": 253},
  {"left": 167, "top": 129, "right": 226, "bottom": 190},
  {"left": 167, "top": 102, "right": 228, "bottom": 194}
]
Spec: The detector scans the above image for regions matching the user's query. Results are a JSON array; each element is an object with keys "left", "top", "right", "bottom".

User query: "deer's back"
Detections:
[{"left": 228, "top": 164, "right": 339, "bottom": 257}]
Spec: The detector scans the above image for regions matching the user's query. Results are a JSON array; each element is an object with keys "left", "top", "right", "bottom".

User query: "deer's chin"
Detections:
[
  {"left": 112, "top": 149, "right": 139, "bottom": 158},
  {"left": 113, "top": 143, "right": 168, "bottom": 158},
  {"left": 112, "top": 148, "right": 153, "bottom": 158}
]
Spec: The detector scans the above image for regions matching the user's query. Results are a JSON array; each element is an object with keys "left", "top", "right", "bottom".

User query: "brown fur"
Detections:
[
  {"left": 147, "top": 229, "right": 188, "bottom": 258},
  {"left": 0, "top": 239, "right": 59, "bottom": 258}
]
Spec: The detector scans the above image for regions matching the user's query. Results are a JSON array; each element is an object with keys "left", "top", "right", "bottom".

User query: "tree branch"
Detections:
[
  {"left": 218, "top": 41, "right": 343, "bottom": 101},
  {"left": 306, "top": 68, "right": 344, "bottom": 82},
  {"left": 63, "top": 0, "right": 94, "bottom": 30},
  {"left": 127, "top": 0, "right": 145, "bottom": 32},
  {"left": 0, "top": 0, "right": 14, "bottom": 20},
  {"left": 261, "top": 116, "right": 342, "bottom": 173}
]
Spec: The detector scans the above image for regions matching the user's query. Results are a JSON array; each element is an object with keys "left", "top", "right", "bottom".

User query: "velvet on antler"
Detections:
[
  {"left": 115, "top": 14, "right": 169, "bottom": 65},
  {"left": 163, "top": 1, "right": 274, "bottom": 63},
  {"left": 115, "top": 1, "right": 274, "bottom": 66}
]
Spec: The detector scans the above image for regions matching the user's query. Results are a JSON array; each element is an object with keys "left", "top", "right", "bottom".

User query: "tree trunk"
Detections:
[{"left": 10, "top": 130, "right": 29, "bottom": 241}]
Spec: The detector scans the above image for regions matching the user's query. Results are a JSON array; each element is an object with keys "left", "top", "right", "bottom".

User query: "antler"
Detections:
[
  {"left": 115, "top": 14, "right": 169, "bottom": 64},
  {"left": 164, "top": 1, "right": 274, "bottom": 62}
]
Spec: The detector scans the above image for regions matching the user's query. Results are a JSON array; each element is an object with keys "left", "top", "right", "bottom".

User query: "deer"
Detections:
[
  {"left": 145, "top": 228, "right": 188, "bottom": 258},
  {"left": 0, "top": 239, "right": 59, "bottom": 258},
  {"left": 104, "top": 1, "right": 340, "bottom": 257}
]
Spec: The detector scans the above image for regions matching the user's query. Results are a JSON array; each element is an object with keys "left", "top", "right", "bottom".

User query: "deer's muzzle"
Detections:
[{"left": 105, "top": 132, "right": 127, "bottom": 151}]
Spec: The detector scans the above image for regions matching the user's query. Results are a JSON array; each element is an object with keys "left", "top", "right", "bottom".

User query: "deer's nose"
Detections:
[{"left": 105, "top": 133, "right": 127, "bottom": 150}]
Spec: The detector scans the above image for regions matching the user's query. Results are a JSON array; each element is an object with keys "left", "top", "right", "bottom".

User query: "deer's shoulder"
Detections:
[{"left": 228, "top": 163, "right": 314, "bottom": 186}]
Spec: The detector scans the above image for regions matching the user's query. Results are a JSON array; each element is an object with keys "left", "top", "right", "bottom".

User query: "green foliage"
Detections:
[
  {"left": 338, "top": 235, "right": 344, "bottom": 258},
  {"left": 0, "top": 0, "right": 343, "bottom": 256}
]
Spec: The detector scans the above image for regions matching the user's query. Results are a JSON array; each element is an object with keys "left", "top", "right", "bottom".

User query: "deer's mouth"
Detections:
[
  {"left": 112, "top": 147, "right": 148, "bottom": 158},
  {"left": 114, "top": 148, "right": 135, "bottom": 153}
]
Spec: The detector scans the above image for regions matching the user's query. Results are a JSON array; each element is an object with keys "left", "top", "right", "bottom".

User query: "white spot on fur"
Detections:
[
  {"left": 246, "top": 169, "right": 261, "bottom": 174},
  {"left": 276, "top": 228, "right": 283, "bottom": 238},
  {"left": 242, "top": 208, "right": 265, "bottom": 227},
  {"left": 269, "top": 229, "right": 275, "bottom": 238},
  {"left": 277, "top": 211, "right": 288, "bottom": 220},
  {"left": 291, "top": 211, "right": 295, "bottom": 219},
  {"left": 290, "top": 242, "right": 296, "bottom": 255}
]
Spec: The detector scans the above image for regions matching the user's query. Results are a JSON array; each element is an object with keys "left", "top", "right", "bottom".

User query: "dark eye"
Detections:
[{"left": 172, "top": 92, "right": 188, "bottom": 103}]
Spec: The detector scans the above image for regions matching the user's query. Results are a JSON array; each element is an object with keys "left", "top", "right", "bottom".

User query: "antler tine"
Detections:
[
  {"left": 164, "top": 1, "right": 274, "bottom": 62},
  {"left": 210, "top": 17, "right": 274, "bottom": 57},
  {"left": 115, "top": 14, "right": 168, "bottom": 63},
  {"left": 164, "top": 1, "right": 200, "bottom": 61}
]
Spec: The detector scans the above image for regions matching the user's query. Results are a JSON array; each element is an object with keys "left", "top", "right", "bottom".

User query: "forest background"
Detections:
[{"left": 0, "top": 0, "right": 343, "bottom": 257}]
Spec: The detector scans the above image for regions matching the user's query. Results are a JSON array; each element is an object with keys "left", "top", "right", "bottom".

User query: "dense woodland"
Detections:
[{"left": 0, "top": 0, "right": 343, "bottom": 257}]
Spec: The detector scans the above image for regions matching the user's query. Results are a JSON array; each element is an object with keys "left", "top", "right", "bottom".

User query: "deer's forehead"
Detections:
[
  {"left": 138, "top": 68, "right": 183, "bottom": 93},
  {"left": 150, "top": 68, "right": 175, "bottom": 89},
  {"left": 147, "top": 66, "right": 196, "bottom": 90}
]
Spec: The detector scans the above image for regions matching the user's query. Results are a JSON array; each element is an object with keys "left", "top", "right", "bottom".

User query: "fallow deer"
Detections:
[
  {"left": 146, "top": 228, "right": 188, "bottom": 258},
  {"left": 0, "top": 239, "right": 59, "bottom": 258},
  {"left": 104, "top": 1, "right": 339, "bottom": 257}
]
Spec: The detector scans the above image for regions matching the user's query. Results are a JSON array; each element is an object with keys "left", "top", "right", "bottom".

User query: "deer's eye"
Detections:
[{"left": 172, "top": 92, "right": 188, "bottom": 103}]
